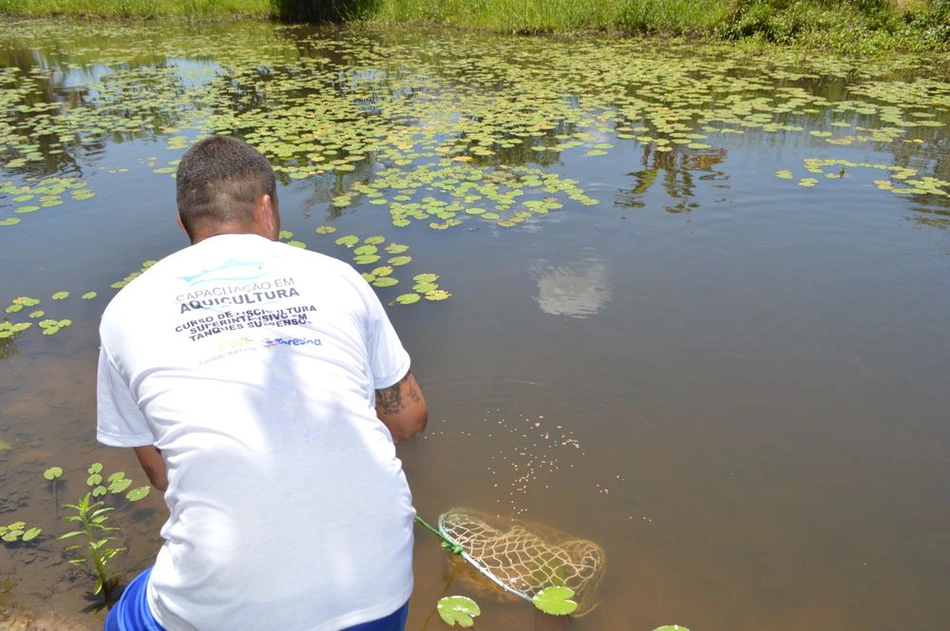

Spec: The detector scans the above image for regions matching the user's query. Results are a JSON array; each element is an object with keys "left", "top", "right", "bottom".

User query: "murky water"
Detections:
[{"left": 1, "top": 19, "right": 949, "bottom": 631}]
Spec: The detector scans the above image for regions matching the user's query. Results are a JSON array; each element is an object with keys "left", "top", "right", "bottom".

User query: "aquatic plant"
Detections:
[
  {"left": 60, "top": 492, "right": 128, "bottom": 601},
  {"left": 58, "top": 463, "right": 151, "bottom": 602},
  {"left": 437, "top": 595, "right": 480, "bottom": 627},
  {"left": 0, "top": 521, "right": 42, "bottom": 543}
]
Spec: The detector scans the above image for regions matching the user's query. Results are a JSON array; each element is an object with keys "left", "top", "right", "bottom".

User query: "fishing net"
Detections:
[{"left": 436, "top": 508, "right": 606, "bottom": 615}]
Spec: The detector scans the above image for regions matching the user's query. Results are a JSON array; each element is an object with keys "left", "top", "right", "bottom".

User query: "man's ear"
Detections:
[
  {"left": 176, "top": 213, "right": 189, "bottom": 237},
  {"left": 255, "top": 193, "right": 279, "bottom": 240}
]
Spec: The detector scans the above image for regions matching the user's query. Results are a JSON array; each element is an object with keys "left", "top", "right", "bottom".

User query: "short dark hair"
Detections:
[{"left": 175, "top": 135, "right": 277, "bottom": 239}]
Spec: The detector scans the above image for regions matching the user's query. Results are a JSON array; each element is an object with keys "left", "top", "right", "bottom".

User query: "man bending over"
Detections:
[{"left": 97, "top": 135, "right": 427, "bottom": 630}]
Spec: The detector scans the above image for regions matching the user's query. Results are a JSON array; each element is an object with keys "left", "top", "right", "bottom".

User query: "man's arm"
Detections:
[
  {"left": 375, "top": 370, "right": 428, "bottom": 441},
  {"left": 134, "top": 445, "right": 168, "bottom": 492}
]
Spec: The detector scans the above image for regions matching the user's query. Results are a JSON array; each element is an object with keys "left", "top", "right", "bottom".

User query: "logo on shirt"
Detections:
[{"left": 262, "top": 337, "right": 323, "bottom": 348}]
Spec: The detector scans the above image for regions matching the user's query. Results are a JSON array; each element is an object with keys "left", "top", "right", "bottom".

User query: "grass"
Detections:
[
  {"left": 0, "top": 0, "right": 273, "bottom": 19},
  {"left": 0, "top": 0, "right": 946, "bottom": 53},
  {"left": 369, "top": 0, "right": 734, "bottom": 35}
]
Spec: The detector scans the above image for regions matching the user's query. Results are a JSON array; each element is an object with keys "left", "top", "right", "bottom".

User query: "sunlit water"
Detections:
[{"left": 1, "top": 19, "right": 949, "bottom": 631}]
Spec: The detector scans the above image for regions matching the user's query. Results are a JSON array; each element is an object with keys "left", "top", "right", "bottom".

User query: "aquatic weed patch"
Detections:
[{"left": 0, "top": 21, "right": 948, "bottom": 332}]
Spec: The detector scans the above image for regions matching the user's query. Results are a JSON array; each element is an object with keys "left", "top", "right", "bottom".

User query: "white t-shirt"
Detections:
[{"left": 97, "top": 234, "right": 415, "bottom": 631}]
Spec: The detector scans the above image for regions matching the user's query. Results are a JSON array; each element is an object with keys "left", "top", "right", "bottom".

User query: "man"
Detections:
[{"left": 97, "top": 135, "right": 427, "bottom": 630}]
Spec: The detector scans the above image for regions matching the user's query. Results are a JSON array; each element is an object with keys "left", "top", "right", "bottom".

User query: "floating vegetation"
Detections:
[
  {"left": 318, "top": 231, "right": 450, "bottom": 303},
  {"left": 0, "top": 176, "right": 96, "bottom": 226},
  {"left": 777, "top": 158, "right": 950, "bottom": 198},
  {"left": 111, "top": 260, "right": 158, "bottom": 289},
  {"left": 1, "top": 521, "right": 42, "bottom": 543},
  {"left": 2, "top": 292, "right": 95, "bottom": 341},
  {"left": 0, "top": 20, "right": 948, "bottom": 338},
  {"left": 437, "top": 595, "right": 480, "bottom": 627}
]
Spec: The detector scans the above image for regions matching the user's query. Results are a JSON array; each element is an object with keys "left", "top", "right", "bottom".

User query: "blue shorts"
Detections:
[
  {"left": 104, "top": 567, "right": 165, "bottom": 631},
  {"left": 105, "top": 567, "right": 409, "bottom": 631}
]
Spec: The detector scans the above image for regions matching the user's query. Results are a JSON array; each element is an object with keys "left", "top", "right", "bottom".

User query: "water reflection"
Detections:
[
  {"left": 617, "top": 145, "right": 729, "bottom": 214},
  {"left": 529, "top": 257, "right": 612, "bottom": 319}
]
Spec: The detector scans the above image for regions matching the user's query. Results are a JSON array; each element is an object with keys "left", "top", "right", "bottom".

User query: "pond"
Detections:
[{"left": 1, "top": 18, "right": 949, "bottom": 631}]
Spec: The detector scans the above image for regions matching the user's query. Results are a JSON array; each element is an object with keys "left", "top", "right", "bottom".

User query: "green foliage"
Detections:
[
  {"left": 43, "top": 466, "right": 63, "bottom": 480},
  {"left": 1, "top": 521, "right": 42, "bottom": 543},
  {"left": 717, "top": 0, "right": 948, "bottom": 53},
  {"left": 52, "top": 464, "right": 152, "bottom": 602},
  {"left": 437, "top": 595, "right": 481, "bottom": 627},
  {"left": 0, "top": 0, "right": 272, "bottom": 18},
  {"left": 60, "top": 492, "right": 125, "bottom": 598},
  {"left": 532, "top": 586, "right": 578, "bottom": 616}
]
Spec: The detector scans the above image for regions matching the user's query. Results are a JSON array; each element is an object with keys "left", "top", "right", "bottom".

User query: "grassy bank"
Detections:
[
  {"left": 0, "top": 0, "right": 947, "bottom": 53},
  {"left": 0, "top": 0, "right": 272, "bottom": 19}
]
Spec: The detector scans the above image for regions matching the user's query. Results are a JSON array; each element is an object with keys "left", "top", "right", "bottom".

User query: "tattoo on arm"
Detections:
[
  {"left": 376, "top": 381, "right": 404, "bottom": 415},
  {"left": 376, "top": 372, "right": 420, "bottom": 415}
]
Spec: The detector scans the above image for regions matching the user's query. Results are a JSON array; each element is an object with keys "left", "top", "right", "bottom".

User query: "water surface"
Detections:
[{"left": 1, "top": 19, "right": 949, "bottom": 630}]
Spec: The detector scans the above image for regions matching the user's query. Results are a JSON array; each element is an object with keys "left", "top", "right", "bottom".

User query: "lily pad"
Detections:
[
  {"left": 335, "top": 235, "right": 359, "bottom": 248},
  {"left": 126, "top": 486, "right": 151, "bottom": 502},
  {"left": 437, "top": 595, "right": 480, "bottom": 627},
  {"left": 371, "top": 277, "right": 398, "bottom": 288},
  {"left": 393, "top": 293, "right": 421, "bottom": 305},
  {"left": 532, "top": 586, "right": 578, "bottom": 616},
  {"left": 43, "top": 467, "right": 63, "bottom": 480}
]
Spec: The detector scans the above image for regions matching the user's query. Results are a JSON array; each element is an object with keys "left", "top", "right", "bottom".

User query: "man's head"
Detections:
[{"left": 175, "top": 135, "right": 279, "bottom": 243}]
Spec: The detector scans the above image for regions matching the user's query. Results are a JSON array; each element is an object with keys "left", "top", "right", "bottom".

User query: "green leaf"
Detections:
[
  {"left": 652, "top": 627, "right": 691, "bottom": 631},
  {"left": 388, "top": 256, "right": 412, "bottom": 266},
  {"left": 532, "top": 586, "right": 578, "bottom": 616},
  {"left": 22, "top": 527, "right": 41, "bottom": 541},
  {"left": 334, "top": 235, "right": 359, "bottom": 248},
  {"left": 43, "top": 466, "right": 63, "bottom": 480},
  {"left": 394, "top": 293, "right": 421, "bottom": 305},
  {"left": 126, "top": 486, "right": 151, "bottom": 502},
  {"left": 413, "top": 273, "right": 439, "bottom": 283},
  {"left": 364, "top": 236, "right": 385, "bottom": 245},
  {"left": 87, "top": 473, "right": 103, "bottom": 487},
  {"left": 437, "top": 596, "right": 480, "bottom": 627},
  {"left": 108, "top": 478, "right": 132, "bottom": 494},
  {"left": 51, "top": 291, "right": 69, "bottom": 300},
  {"left": 107, "top": 471, "right": 126, "bottom": 483},
  {"left": 92, "top": 485, "right": 108, "bottom": 497},
  {"left": 315, "top": 225, "right": 336, "bottom": 234},
  {"left": 88, "top": 462, "right": 103, "bottom": 474},
  {"left": 425, "top": 290, "right": 451, "bottom": 301},
  {"left": 278, "top": 230, "right": 294, "bottom": 240},
  {"left": 354, "top": 245, "right": 378, "bottom": 256},
  {"left": 0, "top": 440, "right": 11, "bottom": 452},
  {"left": 372, "top": 277, "right": 399, "bottom": 288}
]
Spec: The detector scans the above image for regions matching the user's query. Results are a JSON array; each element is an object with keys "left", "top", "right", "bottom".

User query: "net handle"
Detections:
[
  {"left": 414, "top": 515, "right": 464, "bottom": 555},
  {"left": 416, "top": 513, "right": 533, "bottom": 603}
]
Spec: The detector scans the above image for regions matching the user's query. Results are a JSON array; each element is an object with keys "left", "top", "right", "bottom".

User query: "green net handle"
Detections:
[{"left": 414, "top": 515, "right": 464, "bottom": 555}]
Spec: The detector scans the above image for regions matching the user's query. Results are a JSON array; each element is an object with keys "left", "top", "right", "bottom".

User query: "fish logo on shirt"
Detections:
[{"left": 180, "top": 259, "right": 271, "bottom": 287}]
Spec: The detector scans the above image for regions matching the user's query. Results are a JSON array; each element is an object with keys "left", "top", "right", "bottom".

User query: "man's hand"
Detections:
[{"left": 375, "top": 371, "right": 428, "bottom": 441}]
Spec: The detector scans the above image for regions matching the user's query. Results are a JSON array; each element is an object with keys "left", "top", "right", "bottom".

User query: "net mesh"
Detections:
[{"left": 438, "top": 508, "right": 605, "bottom": 615}]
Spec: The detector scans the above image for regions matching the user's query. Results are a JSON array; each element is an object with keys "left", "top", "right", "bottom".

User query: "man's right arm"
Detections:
[
  {"left": 375, "top": 371, "right": 428, "bottom": 441},
  {"left": 134, "top": 445, "right": 168, "bottom": 492}
]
